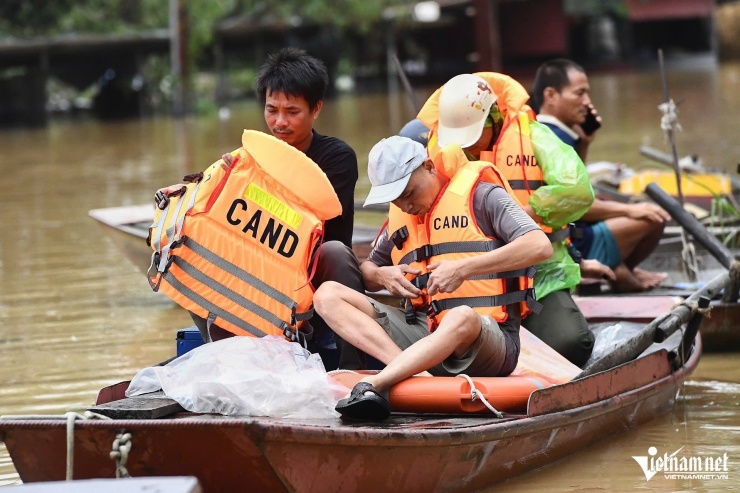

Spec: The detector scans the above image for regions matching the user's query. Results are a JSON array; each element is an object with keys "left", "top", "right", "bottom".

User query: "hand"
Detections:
[
  {"left": 156, "top": 184, "right": 187, "bottom": 197},
  {"left": 426, "top": 260, "right": 465, "bottom": 296},
  {"left": 574, "top": 104, "right": 601, "bottom": 145},
  {"left": 580, "top": 259, "right": 616, "bottom": 281},
  {"left": 626, "top": 203, "right": 671, "bottom": 223},
  {"left": 376, "top": 265, "right": 423, "bottom": 298},
  {"left": 220, "top": 152, "right": 234, "bottom": 172}
]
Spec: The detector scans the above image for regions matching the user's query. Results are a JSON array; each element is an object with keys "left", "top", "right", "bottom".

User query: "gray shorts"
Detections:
[{"left": 367, "top": 297, "right": 507, "bottom": 377}]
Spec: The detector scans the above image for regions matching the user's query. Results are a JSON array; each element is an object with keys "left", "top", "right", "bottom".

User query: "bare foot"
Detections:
[
  {"left": 610, "top": 264, "right": 647, "bottom": 293},
  {"left": 633, "top": 268, "right": 668, "bottom": 288}
]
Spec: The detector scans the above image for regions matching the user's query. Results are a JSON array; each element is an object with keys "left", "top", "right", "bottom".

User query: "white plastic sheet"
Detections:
[{"left": 126, "top": 336, "right": 349, "bottom": 419}]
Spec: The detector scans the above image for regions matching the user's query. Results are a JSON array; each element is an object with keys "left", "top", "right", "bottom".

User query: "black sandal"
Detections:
[{"left": 335, "top": 381, "right": 391, "bottom": 421}]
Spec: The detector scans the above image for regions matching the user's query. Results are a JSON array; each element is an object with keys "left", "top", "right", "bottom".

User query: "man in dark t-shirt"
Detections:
[{"left": 157, "top": 48, "right": 362, "bottom": 370}]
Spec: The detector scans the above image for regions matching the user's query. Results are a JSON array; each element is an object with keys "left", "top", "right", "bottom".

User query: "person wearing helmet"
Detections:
[
  {"left": 417, "top": 73, "right": 602, "bottom": 367},
  {"left": 533, "top": 59, "right": 670, "bottom": 292}
]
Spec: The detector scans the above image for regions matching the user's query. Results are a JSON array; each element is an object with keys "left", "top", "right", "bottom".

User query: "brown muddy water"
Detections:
[{"left": 1, "top": 61, "right": 739, "bottom": 490}]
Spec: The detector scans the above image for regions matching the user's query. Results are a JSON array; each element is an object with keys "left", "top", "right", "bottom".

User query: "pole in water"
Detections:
[{"left": 658, "top": 48, "right": 685, "bottom": 205}]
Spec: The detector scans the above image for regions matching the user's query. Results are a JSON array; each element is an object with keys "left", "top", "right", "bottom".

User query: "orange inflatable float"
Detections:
[
  {"left": 331, "top": 371, "right": 546, "bottom": 414},
  {"left": 331, "top": 328, "right": 581, "bottom": 415}
]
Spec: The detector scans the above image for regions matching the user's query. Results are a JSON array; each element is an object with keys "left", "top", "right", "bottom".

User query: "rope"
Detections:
[
  {"left": 680, "top": 299, "right": 713, "bottom": 319},
  {"left": 0, "top": 411, "right": 112, "bottom": 481},
  {"left": 658, "top": 100, "right": 682, "bottom": 135},
  {"left": 110, "top": 432, "right": 132, "bottom": 478},
  {"left": 456, "top": 374, "right": 503, "bottom": 418},
  {"left": 680, "top": 239, "right": 700, "bottom": 283}
]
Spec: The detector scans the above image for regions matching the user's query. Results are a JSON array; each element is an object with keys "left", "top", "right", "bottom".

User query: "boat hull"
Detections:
[{"left": 0, "top": 341, "right": 700, "bottom": 492}]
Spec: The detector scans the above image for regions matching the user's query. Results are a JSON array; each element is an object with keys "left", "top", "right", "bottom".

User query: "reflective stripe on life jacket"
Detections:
[
  {"left": 147, "top": 130, "right": 342, "bottom": 342},
  {"left": 388, "top": 156, "right": 538, "bottom": 330}
]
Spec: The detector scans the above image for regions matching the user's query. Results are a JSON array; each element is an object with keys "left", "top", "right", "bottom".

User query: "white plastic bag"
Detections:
[
  {"left": 126, "top": 336, "right": 349, "bottom": 419},
  {"left": 584, "top": 322, "right": 645, "bottom": 368}
]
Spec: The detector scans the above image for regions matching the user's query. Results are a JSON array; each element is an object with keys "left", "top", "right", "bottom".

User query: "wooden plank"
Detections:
[
  {"left": 574, "top": 295, "right": 680, "bottom": 323},
  {"left": 88, "top": 391, "right": 184, "bottom": 419}
]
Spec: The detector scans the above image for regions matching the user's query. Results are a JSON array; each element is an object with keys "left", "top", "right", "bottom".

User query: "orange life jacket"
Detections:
[
  {"left": 419, "top": 72, "right": 568, "bottom": 243},
  {"left": 387, "top": 152, "right": 538, "bottom": 330},
  {"left": 147, "top": 130, "right": 342, "bottom": 343}
]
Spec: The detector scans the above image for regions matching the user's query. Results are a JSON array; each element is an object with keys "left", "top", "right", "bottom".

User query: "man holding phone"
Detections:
[{"left": 533, "top": 59, "right": 671, "bottom": 293}]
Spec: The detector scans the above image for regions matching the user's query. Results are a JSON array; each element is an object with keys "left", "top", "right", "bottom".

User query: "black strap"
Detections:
[
  {"left": 412, "top": 272, "right": 430, "bottom": 289},
  {"left": 399, "top": 240, "right": 503, "bottom": 265},
  {"left": 508, "top": 179, "right": 543, "bottom": 190},
  {"left": 429, "top": 288, "right": 540, "bottom": 315},
  {"left": 390, "top": 226, "right": 409, "bottom": 250},
  {"left": 403, "top": 298, "right": 416, "bottom": 324},
  {"left": 546, "top": 225, "right": 570, "bottom": 243}
]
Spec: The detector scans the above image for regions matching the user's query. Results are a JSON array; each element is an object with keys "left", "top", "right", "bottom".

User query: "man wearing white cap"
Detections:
[
  {"left": 313, "top": 135, "right": 552, "bottom": 421},
  {"left": 417, "top": 72, "right": 603, "bottom": 367}
]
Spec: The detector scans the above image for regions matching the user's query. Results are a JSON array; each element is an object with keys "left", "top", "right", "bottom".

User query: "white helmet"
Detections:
[{"left": 437, "top": 74, "right": 497, "bottom": 148}]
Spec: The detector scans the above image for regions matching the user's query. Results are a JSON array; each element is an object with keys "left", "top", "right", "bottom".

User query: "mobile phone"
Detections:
[{"left": 582, "top": 109, "right": 601, "bottom": 135}]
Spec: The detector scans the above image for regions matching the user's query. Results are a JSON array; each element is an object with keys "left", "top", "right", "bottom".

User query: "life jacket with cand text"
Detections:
[
  {"left": 420, "top": 72, "right": 569, "bottom": 244},
  {"left": 387, "top": 146, "right": 540, "bottom": 331},
  {"left": 147, "top": 130, "right": 342, "bottom": 343}
]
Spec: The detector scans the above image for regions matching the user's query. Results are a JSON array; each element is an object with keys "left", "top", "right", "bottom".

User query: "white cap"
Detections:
[
  {"left": 437, "top": 74, "right": 497, "bottom": 148},
  {"left": 364, "top": 136, "right": 427, "bottom": 206}
]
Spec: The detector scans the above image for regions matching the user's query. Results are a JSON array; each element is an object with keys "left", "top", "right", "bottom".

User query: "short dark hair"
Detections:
[
  {"left": 255, "top": 47, "right": 328, "bottom": 111},
  {"left": 532, "top": 58, "right": 585, "bottom": 110}
]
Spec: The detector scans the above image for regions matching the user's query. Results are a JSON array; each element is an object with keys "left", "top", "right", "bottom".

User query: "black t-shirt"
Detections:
[{"left": 305, "top": 130, "right": 358, "bottom": 248}]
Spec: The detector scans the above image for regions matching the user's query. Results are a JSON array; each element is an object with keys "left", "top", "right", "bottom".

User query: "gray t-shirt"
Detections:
[{"left": 367, "top": 182, "right": 540, "bottom": 374}]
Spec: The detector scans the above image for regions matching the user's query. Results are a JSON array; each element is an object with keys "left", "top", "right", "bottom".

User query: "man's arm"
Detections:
[
  {"left": 426, "top": 229, "right": 552, "bottom": 295},
  {"left": 580, "top": 199, "right": 671, "bottom": 223},
  {"left": 527, "top": 120, "right": 594, "bottom": 228}
]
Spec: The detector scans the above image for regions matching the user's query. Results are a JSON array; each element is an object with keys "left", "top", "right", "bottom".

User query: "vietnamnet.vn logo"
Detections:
[{"left": 633, "top": 446, "right": 730, "bottom": 481}]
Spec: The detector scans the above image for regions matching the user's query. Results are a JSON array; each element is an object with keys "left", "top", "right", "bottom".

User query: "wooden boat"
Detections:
[
  {"left": 2, "top": 257, "right": 728, "bottom": 490},
  {"left": 0, "top": 327, "right": 703, "bottom": 491}
]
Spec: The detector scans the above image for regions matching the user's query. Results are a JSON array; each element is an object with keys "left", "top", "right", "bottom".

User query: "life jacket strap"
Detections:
[
  {"left": 508, "top": 179, "right": 543, "bottom": 190},
  {"left": 164, "top": 271, "right": 266, "bottom": 338},
  {"left": 403, "top": 298, "right": 416, "bottom": 325},
  {"left": 399, "top": 240, "right": 504, "bottom": 264},
  {"left": 546, "top": 225, "right": 570, "bottom": 243},
  {"left": 468, "top": 265, "right": 537, "bottom": 281},
  {"left": 429, "top": 288, "right": 541, "bottom": 316}
]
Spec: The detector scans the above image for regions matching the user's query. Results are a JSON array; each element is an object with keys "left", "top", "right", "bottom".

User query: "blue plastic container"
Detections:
[{"left": 176, "top": 326, "right": 205, "bottom": 357}]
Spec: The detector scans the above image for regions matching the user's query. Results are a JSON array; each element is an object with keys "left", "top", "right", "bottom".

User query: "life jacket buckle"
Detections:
[
  {"left": 412, "top": 272, "right": 429, "bottom": 289},
  {"left": 414, "top": 244, "right": 433, "bottom": 262},
  {"left": 154, "top": 190, "right": 170, "bottom": 210},
  {"left": 429, "top": 300, "right": 442, "bottom": 316},
  {"left": 391, "top": 226, "right": 409, "bottom": 250}
]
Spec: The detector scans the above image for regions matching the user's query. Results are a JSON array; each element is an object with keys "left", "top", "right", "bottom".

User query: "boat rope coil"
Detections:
[
  {"left": 110, "top": 431, "right": 133, "bottom": 478},
  {"left": 681, "top": 299, "right": 712, "bottom": 318},
  {"left": 457, "top": 374, "right": 503, "bottom": 418}
]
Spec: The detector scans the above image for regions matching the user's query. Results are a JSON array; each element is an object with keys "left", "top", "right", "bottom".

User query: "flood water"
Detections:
[{"left": 1, "top": 60, "right": 739, "bottom": 490}]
